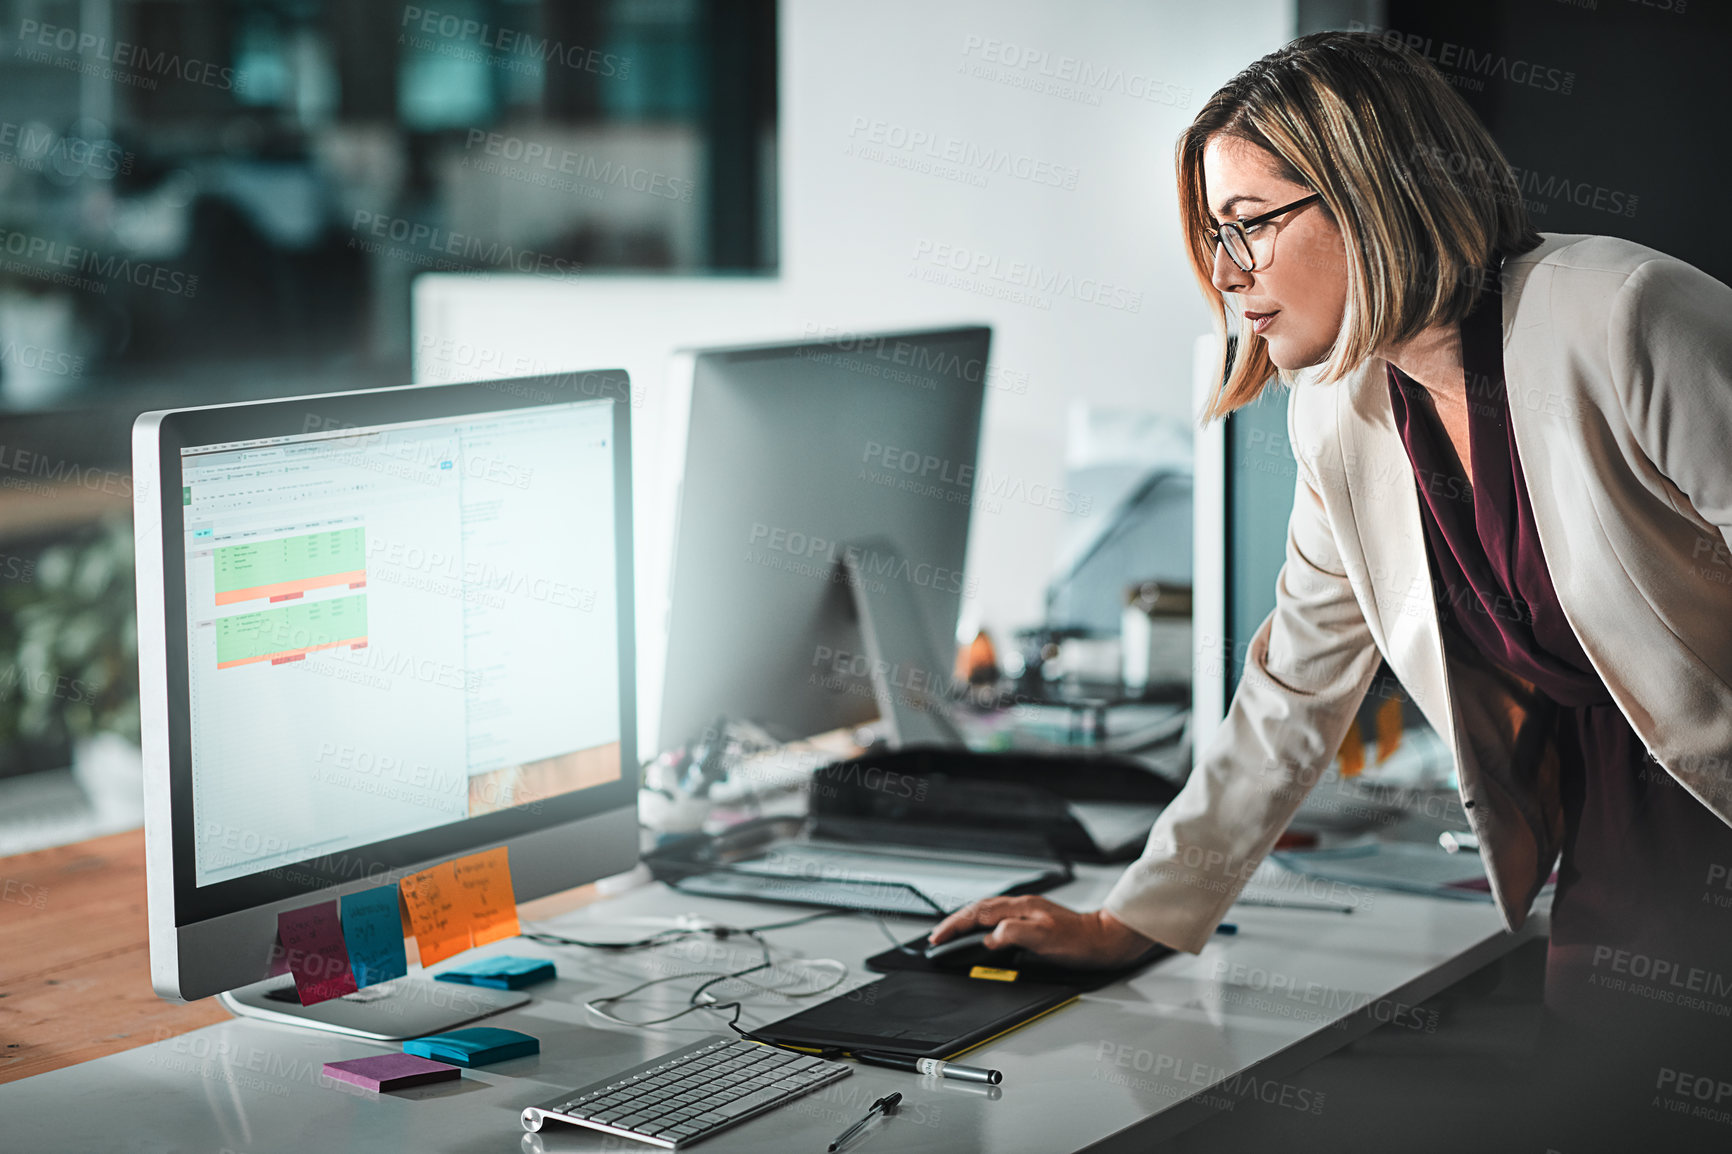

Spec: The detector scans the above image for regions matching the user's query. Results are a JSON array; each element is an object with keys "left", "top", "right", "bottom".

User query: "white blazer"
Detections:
[{"left": 1104, "top": 232, "right": 1732, "bottom": 954}]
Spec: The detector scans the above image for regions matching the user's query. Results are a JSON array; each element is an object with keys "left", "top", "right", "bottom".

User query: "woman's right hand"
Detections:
[{"left": 927, "top": 895, "right": 1157, "bottom": 969}]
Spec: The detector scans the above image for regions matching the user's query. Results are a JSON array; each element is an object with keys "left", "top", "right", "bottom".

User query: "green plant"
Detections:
[{"left": 0, "top": 515, "right": 139, "bottom": 746}]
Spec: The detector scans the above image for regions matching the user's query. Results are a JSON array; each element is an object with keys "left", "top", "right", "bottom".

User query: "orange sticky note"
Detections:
[
  {"left": 1337, "top": 718, "right": 1365, "bottom": 779},
  {"left": 399, "top": 863, "right": 472, "bottom": 967},
  {"left": 454, "top": 847, "right": 521, "bottom": 947},
  {"left": 1375, "top": 695, "right": 1405, "bottom": 763}
]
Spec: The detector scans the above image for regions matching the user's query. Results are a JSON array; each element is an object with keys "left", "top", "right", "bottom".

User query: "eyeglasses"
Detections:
[{"left": 1205, "top": 193, "right": 1322, "bottom": 273}]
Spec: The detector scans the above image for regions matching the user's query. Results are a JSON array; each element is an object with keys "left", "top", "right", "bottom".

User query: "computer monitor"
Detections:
[
  {"left": 1190, "top": 332, "right": 1290, "bottom": 751},
  {"left": 133, "top": 371, "right": 637, "bottom": 1038},
  {"left": 1190, "top": 335, "right": 1441, "bottom": 780},
  {"left": 656, "top": 326, "right": 991, "bottom": 756}
]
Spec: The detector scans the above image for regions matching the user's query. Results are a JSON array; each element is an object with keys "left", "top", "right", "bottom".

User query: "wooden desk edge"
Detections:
[{"left": 0, "top": 829, "right": 607, "bottom": 1085}]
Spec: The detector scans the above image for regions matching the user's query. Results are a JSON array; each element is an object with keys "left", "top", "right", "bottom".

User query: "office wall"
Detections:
[
  {"left": 1376, "top": 0, "right": 1732, "bottom": 287},
  {"left": 414, "top": 0, "right": 1296, "bottom": 751}
]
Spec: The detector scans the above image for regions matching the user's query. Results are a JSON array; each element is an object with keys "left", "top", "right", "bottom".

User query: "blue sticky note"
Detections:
[
  {"left": 404, "top": 1027, "right": 539, "bottom": 1067},
  {"left": 341, "top": 884, "right": 409, "bottom": 988},
  {"left": 434, "top": 955, "right": 556, "bottom": 989}
]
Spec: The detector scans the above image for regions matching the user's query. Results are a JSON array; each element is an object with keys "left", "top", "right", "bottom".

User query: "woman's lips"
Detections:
[{"left": 1246, "top": 310, "right": 1278, "bottom": 334}]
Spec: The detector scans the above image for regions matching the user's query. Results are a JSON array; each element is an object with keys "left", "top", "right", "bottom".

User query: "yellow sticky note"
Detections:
[
  {"left": 399, "top": 862, "right": 472, "bottom": 967},
  {"left": 454, "top": 847, "right": 521, "bottom": 947}
]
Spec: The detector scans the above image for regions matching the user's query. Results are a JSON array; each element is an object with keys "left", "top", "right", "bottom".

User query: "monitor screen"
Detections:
[{"left": 177, "top": 400, "right": 621, "bottom": 889}]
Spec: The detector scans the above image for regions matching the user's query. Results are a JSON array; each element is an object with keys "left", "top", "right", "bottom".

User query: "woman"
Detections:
[{"left": 931, "top": 30, "right": 1732, "bottom": 1140}]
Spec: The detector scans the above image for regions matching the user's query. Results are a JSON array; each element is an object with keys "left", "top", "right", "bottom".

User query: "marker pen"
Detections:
[{"left": 854, "top": 1051, "right": 1003, "bottom": 1084}]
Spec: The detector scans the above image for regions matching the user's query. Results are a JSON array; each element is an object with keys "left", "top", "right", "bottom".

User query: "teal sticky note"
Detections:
[
  {"left": 403, "top": 1027, "right": 539, "bottom": 1067},
  {"left": 434, "top": 955, "right": 556, "bottom": 989},
  {"left": 341, "top": 884, "right": 408, "bottom": 988}
]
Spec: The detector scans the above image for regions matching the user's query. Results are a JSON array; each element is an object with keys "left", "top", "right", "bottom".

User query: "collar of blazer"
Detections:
[{"left": 1288, "top": 232, "right": 1732, "bottom": 924}]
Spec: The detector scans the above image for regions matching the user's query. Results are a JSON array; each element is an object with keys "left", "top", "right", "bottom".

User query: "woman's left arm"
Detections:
[{"left": 1608, "top": 255, "right": 1732, "bottom": 550}]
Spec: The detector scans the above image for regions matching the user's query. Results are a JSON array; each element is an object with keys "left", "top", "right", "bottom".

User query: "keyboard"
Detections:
[{"left": 521, "top": 1035, "right": 851, "bottom": 1148}]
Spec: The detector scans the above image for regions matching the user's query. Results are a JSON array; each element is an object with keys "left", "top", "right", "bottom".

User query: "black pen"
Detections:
[
  {"left": 854, "top": 1051, "right": 1003, "bottom": 1085},
  {"left": 828, "top": 1092, "right": 900, "bottom": 1152}
]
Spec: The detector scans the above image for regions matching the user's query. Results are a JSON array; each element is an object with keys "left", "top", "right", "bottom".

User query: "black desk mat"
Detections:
[{"left": 866, "top": 930, "right": 1174, "bottom": 993}]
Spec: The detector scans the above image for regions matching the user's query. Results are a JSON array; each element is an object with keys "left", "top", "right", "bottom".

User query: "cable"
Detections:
[
  {"left": 584, "top": 956, "right": 845, "bottom": 1030},
  {"left": 690, "top": 955, "right": 848, "bottom": 1007},
  {"left": 522, "top": 907, "right": 851, "bottom": 954},
  {"left": 533, "top": 904, "right": 947, "bottom": 1044},
  {"left": 702, "top": 946, "right": 852, "bottom": 1060},
  {"left": 585, "top": 969, "right": 747, "bottom": 1028},
  {"left": 522, "top": 927, "right": 693, "bottom": 951},
  {"left": 577, "top": 917, "right": 853, "bottom": 1033},
  {"left": 531, "top": 904, "right": 988, "bottom": 974}
]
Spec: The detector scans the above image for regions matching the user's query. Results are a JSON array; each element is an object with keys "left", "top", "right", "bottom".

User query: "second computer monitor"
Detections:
[{"left": 658, "top": 326, "right": 991, "bottom": 755}]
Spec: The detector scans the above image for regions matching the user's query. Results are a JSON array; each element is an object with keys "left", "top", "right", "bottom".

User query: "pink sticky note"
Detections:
[
  {"left": 324, "top": 1053, "right": 460, "bottom": 1092},
  {"left": 278, "top": 900, "right": 359, "bottom": 1005}
]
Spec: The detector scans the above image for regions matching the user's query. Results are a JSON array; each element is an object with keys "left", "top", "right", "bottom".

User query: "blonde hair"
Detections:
[{"left": 1181, "top": 31, "right": 1542, "bottom": 422}]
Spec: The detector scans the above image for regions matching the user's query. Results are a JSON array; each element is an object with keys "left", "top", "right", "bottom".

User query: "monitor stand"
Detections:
[
  {"left": 219, "top": 974, "right": 529, "bottom": 1042},
  {"left": 840, "top": 541, "right": 965, "bottom": 748}
]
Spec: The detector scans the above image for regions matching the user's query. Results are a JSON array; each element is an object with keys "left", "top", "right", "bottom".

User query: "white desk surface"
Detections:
[{"left": 1, "top": 860, "right": 1540, "bottom": 1153}]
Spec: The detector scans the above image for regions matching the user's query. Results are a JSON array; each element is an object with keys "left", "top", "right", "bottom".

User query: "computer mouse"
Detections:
[{"left": 922, "top": 929, "right": 995, "bottom": 960}]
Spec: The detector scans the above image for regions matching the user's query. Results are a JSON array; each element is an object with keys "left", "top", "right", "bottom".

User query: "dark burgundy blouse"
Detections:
[{"left": 1387, "top": 266, "right": 1732, "bottom": 1060}]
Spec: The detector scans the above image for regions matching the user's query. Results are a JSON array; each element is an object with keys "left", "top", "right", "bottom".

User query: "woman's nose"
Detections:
[{"left": 1210, "top": 242, "right": 1251, "bottom": 294}]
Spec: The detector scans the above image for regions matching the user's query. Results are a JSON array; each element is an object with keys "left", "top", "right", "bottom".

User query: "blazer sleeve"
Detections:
[
  {"left": 1101, "top": 395, "right": 1385, "bottom": 953},
  {"left": 1608, "top": 255, "right": 1732, "bottom": 552}
]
